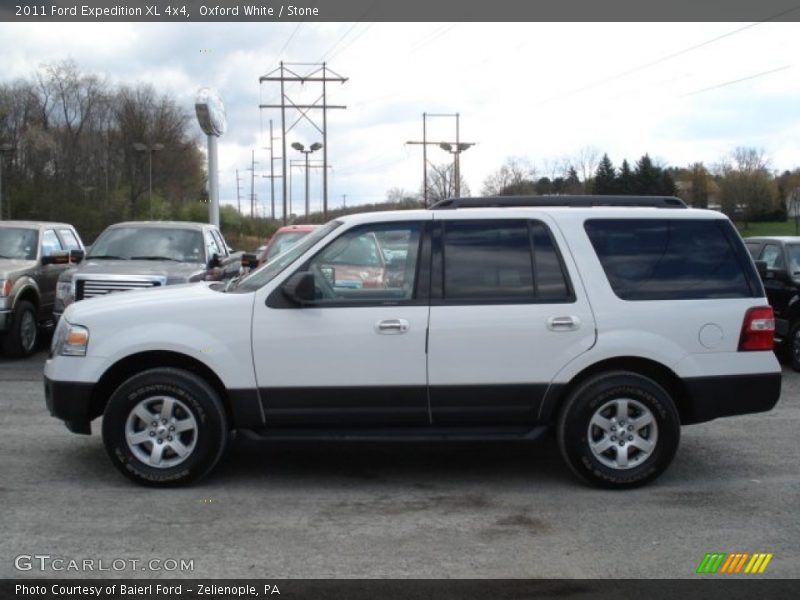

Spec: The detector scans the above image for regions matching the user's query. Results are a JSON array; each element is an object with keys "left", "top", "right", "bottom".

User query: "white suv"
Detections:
[{"left": 44, "top": 196, "right": 781, "bottom": 488}]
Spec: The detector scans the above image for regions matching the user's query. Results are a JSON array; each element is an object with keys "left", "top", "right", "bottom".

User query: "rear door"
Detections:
[{"left": 426, "top": 217, "right": 596, "bottom": 426}]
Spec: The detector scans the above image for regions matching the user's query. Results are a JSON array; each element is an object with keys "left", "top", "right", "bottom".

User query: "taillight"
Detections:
[{"left": 738, "top": 306, "right": 775, "bottom": 351}]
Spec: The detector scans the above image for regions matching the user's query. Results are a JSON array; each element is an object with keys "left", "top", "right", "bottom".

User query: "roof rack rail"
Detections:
[{"left": 430, "top": 195, "right": 688, "bottom": 209}]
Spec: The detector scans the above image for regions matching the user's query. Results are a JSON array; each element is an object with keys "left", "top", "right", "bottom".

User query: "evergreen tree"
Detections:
[
  {"left": 634, "top": 154, "right": 662, "bottom": 194},
  {"left": 592, "top": 153, "right": 618, "bottom": 194},
  {"left": 618, "top": 159, "right": 635, "bottom": 194}
]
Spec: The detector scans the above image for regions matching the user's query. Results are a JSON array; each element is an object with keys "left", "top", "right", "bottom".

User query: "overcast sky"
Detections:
[{"left": 2, "top": 21, "right": 800, "bottom": 217}]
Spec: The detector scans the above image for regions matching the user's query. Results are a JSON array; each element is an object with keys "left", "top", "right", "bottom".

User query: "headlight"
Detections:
[
  {"left": 50, "top": 319, "right": 89, "bottom": 357},
  {"left": 0, "top": 279, "right": 11, "bottom": 297},
  {"left": 56, "top": 280, "right": 74, "bottom": 302}
]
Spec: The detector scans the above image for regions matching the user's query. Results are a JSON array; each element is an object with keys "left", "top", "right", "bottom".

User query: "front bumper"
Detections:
[
  {"left": 683, "top": 372, "right": 781, "bottom": 424},
  {"left": 44, "top": 375, "right": 96, "bottom": 434}
]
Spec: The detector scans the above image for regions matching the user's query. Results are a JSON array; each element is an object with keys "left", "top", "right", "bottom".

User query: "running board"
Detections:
[{"left": 240, "top": 425, "right": 549, "bottom": 442}]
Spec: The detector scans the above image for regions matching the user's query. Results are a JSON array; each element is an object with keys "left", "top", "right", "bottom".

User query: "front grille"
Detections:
[{"left": 76, "top": 279, "right": 161, "bottom": 300}]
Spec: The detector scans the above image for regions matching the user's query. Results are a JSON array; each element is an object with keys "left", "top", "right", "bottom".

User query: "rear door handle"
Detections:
[
  {"left": 547, "top": 316, "right": 580, "bottom": 331},
  {"left": 375, "top": 319, "right": 410, "bottom": 334}
]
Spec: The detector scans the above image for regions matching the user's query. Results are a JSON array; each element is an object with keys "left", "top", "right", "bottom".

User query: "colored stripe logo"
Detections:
[{"left": 696, "top": 553, "right": 773, "bottom": 574}]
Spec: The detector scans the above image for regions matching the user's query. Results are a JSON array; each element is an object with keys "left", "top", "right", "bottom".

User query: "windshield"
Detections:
[
  {"left": 266, "top": 231, "right": 311, "bottom": 261},
  {"left": 0, "top": 228, "right": 39, "bottom": 260},
  {"left": 88, "top": 227, "right": 205, "bottom": 263},
  {"left": 232, "top": 221, "right": 341, "bottom": 293}
]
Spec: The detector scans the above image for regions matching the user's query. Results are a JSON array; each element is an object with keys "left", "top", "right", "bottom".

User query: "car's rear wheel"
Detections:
[
  {"left": 102, "top": 368, "right": 228, "bottom": 486},
  {"left": 2, "top": 300, "right": 38, "bottom": 358},
  {"left": 557, "top": 371, "right": 680, "bottom": 489},
  {"left": 787, "top": 321, "right": 800, "bottom": 371}
]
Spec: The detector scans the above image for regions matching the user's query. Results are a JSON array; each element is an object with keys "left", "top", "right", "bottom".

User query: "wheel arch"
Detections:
[
  {"left": 543, "top": 356, "right": 693, "bottom": 425},
  {"left": 89, "top": 350, "right": 251, "bottom": 428},
  {"left": 13, "top": 284, "right": 40, "bottom": 310}
]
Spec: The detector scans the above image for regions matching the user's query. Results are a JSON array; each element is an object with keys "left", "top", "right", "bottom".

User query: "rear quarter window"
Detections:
[{"left": 584, "top": 218, "right": 754, "bottom": 300}]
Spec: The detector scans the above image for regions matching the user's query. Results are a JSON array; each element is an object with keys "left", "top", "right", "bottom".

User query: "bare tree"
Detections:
[
  {"left": 480, "top": 157, "right": 534, "bottom": 195},
  {"left": 427, "top": 163, "right": 470, "bottom": 203}
]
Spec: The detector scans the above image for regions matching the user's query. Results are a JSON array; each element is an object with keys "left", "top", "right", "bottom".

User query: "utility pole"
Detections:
[
  {"left": 235, "top": 169, "right": 242, "bottom": 215},
  {"left": 342, "top": 194, "right": 347, "bottom": 209},
  {"left": 406, "top": 113, "right": 474, "bottom": 205},
  {"left": 247, "top": 150, "right": 259, "bottom": 218},
  {"left": 259, "top": 62, "right": 347, "bottom": 223}
]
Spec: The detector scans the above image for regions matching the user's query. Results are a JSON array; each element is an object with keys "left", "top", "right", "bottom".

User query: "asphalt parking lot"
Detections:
[{"left": 1, "top": 350, "right": 798, "bottom": 579}]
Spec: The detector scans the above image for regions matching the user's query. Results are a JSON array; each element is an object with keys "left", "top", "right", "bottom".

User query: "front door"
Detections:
[{"left": 251, "top": 220, "right": 431, "bottom": 428}]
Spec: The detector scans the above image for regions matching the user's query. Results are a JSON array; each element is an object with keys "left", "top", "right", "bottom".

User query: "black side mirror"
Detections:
[
  {"left": 42, "top": 251, "right": 70, "bottom": 266},
  {"left": 241, "top": 253, "right": 259, "bottom": 270},
  {"left": 754, "top": 260, "right": 767, "bottom": 278},
  {"left": 207, "top": 253, "right": 221, "bottom": 269},
  {"left": 282, "top": 271, "right": 316, "bottom": 305},
  {"left": 69, "top": 249, "right": 85, "bottom": 264}
]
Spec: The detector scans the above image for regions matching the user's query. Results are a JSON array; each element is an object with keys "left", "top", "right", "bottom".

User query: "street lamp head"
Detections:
[
  {"left": 439, "top": 143, "right": 452, "bottom": 152},
  {"left": 457, "top": 143, "right": 473, "bottom": 152},
  {"left": 132, "top": 143, "right": 147, "bottom": 152},
  {"left": 0, "top": 142, "right": 13, "bottom": 152},
  {"left": 309, "top": 142, "right": 323, "bottom": 152},
  {"left": 291, "top": 142, "right": 305, "bottom": 151},
  {"left": 152, "top": 143, "right": 165, "bottom": 152}
]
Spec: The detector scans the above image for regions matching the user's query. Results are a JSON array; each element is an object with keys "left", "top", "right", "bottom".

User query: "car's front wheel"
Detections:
[
  {"left": 557, "top": 371, "right": 680, "bottom": 489},
  {"left": 2, "top": 300, "right": 38, "bottom": 358},
  {"left": 102, "top": 368, "right": 228, "bottom": 486}
]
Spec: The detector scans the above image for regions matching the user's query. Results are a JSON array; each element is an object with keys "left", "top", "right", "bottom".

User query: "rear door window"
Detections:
[
  {"left": 41, "top": 230, "right": 63, "bottom": 257},
  {"left": 57, "top": 229, "right": 81, "bottom": 251},
  {"left": 584, "top": 219, "right": 753, "bottom": 300}
]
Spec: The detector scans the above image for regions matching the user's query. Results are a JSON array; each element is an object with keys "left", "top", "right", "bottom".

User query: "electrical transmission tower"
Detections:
[{"left": 259, "top": 62, "right": 347, "bottom": 224}]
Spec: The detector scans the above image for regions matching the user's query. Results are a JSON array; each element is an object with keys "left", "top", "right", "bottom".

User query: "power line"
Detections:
[
  {"left": 682, "top": 64, "right": 792, "bottom": 97},
  {"left": 537, "top": 11, "right": 799, "bottom": 107}
]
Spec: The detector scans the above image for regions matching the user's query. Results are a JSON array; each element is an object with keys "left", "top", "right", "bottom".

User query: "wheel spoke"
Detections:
[
  {"left": 173, "top": 418, "right": 195, "bottom": 434},
  {"left": 629, "top": 413, "right": 654, "bottom": 431},
  {"left": 615, "top": 445, "right": 630, "bottom": 468},
  {"left": 134, "top": 405, "right": 157, "bottom": 425},
  {"left": 630, "top": 435, "right": 655, "bottom": 454},
  {"left": 169, "top": 439, "right": 190, "bottom": 458},
  {"left": 615, "top": 399, "right": 629, "bottom": 421},
  {"left": 590, "top": 437, "right": 615, "bottom": 454},
  {"left": 127, "top": 430, "right": 152, "bottom": 445},
  {"left": 149, "top": 442, "right": 165, "bottom": 465},
  {"left": 159, "top": 397, "right": 175, "bottom": 420},
  {"left": 589, "top": 414, "right": 613, "bottom": 433}
]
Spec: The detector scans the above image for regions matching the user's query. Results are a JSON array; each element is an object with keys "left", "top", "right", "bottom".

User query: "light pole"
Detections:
[
  {"left": 0, "top": 142, "right": 13, "bottom": 220},
  {"left": 439, "top": 142, "right": 473, "bottom": 198},
  {"left": 133, "top": 142, "right": 164, "bottom": 219},
  {"left": 291, "top": 142, "right": 322, "bottom": 217}
]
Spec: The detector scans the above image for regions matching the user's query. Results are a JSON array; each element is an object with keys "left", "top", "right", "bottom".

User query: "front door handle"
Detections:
[
  {"left": 547, "top": 316, "right": 580, "bottom": 331},
  {"left": 375, "top": 319, "right": 410, "bottom": 334}
]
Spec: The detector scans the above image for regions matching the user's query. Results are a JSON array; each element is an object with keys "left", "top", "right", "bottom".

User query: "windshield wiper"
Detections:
[
  {"left": 87, "top": 255, "right": 126, "bottom": 260},
  {"left": 130, "top": 256, "right": 182, "bottom": 262}
]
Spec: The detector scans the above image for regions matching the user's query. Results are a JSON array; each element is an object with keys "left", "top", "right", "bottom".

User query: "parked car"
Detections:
[
  {"left": 45, "top": 196, "right": 780, "bottom": 488},
  {"left": 744, "top": 236, "right": 800, "bottom": 369},
  {"left": 0, "top": 221, "right": 84, "bottom": 357},
  {"left": 54, "top": 221, "right": 242, "bottom": 318},
  {"left": 259, "top": 224, "right": 318, "bottom": 264}
]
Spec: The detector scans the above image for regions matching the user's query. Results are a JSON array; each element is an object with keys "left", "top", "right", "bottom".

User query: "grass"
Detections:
[{"left": 735, "top": 220, "right": 800, "bottom": 237}]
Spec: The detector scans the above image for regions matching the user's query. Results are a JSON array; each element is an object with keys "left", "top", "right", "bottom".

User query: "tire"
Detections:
[
  {"left": 2, "top": 300, "right": 38, "bottom": 358},
  {"left": 102, "top": 368, "right": 228, "bottom": 487},
  {"left": 787, "top": 321, "right": 800, "bottom": 372},
  {"left": 557, "top": 371, "right": 680, "bottom": 489}
]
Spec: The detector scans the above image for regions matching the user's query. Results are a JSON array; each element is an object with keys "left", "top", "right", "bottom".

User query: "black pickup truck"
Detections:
[
  {"left": 55, "top": 221, "right": 242, "bottom": 318},
  {"left": 745, "top": 236, "right": 800, "bottom": 370}
]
